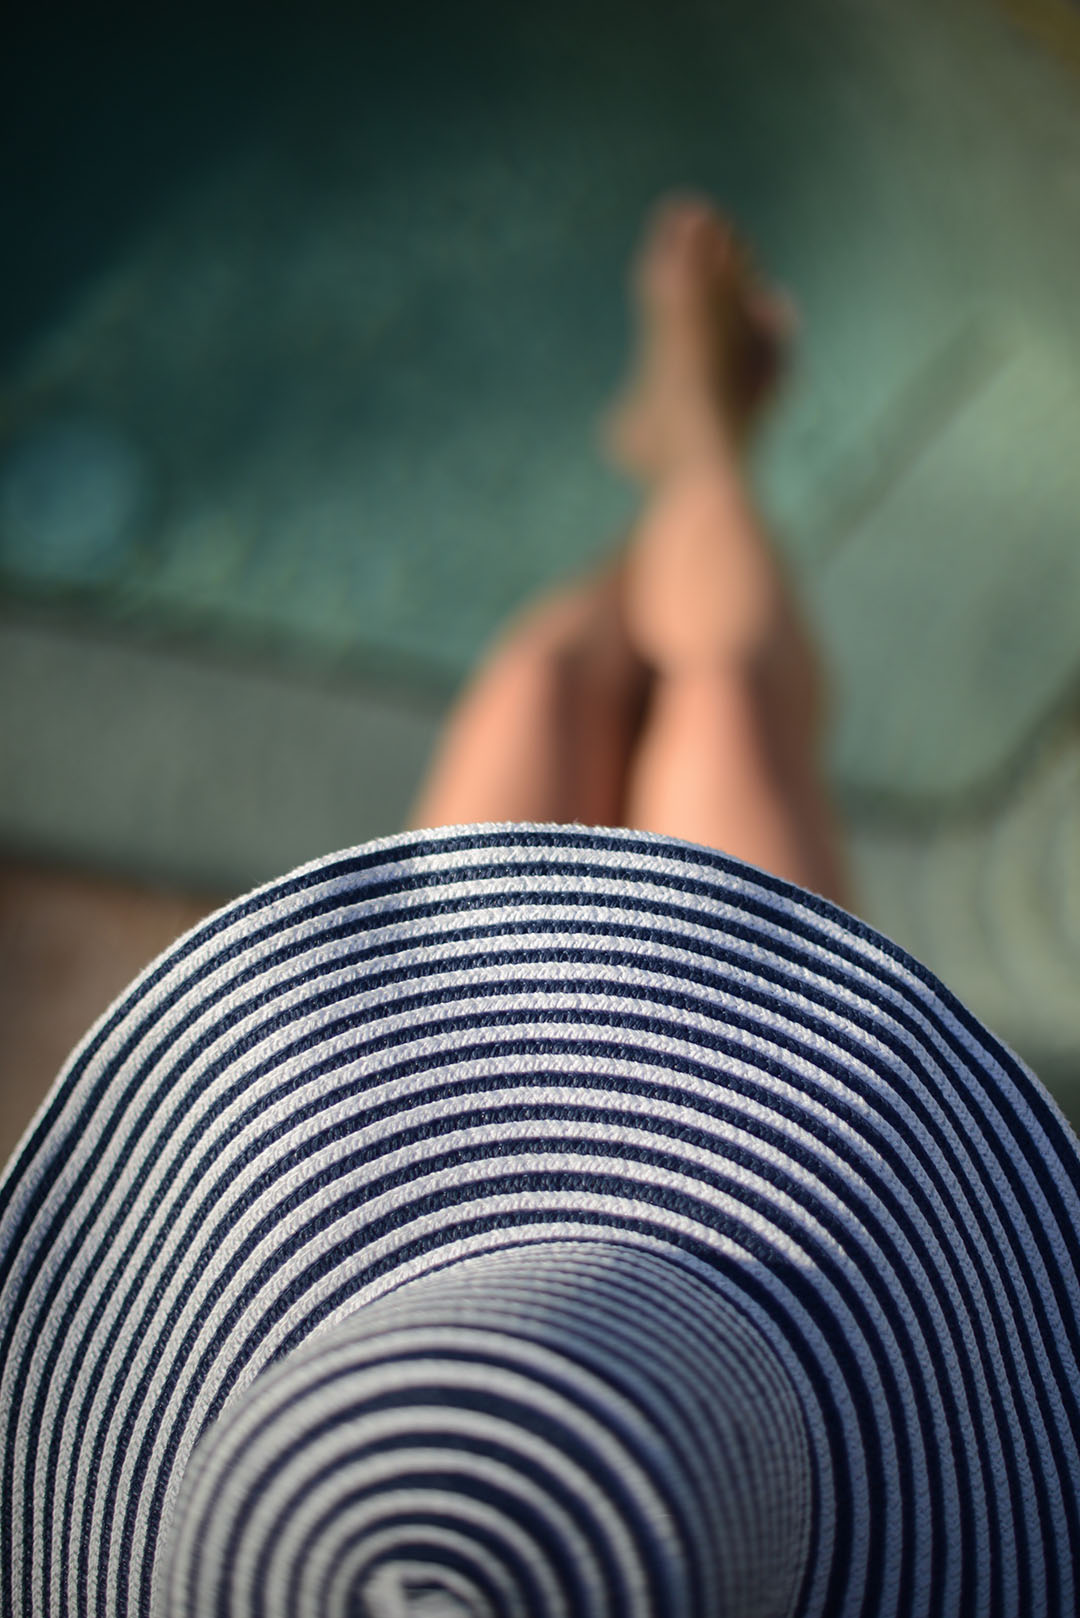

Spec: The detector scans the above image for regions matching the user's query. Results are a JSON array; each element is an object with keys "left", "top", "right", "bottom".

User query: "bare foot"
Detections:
[{"left": 605, "top": 195, "right": 794, "bottom": 479}]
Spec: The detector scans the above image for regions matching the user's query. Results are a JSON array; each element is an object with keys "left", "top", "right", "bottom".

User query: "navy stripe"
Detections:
[
  {"left": 311, "top": 1501, "right": 579, "bottom": 1618},
  {"left": 1, "top": 827, "right": 1042, "bottom": 1254},
  {"left": 170, "top": 1244, "right": 809, "bottom": 1618},
  {"left": 316, "top": 1529, "right": 515, "bottom": 1618},
  {"left": 8, "top": 847, "right": 1075, "bottom": 1404},
  {"left": 3, "top": 826, "right": 1080, "bottom": 1616},
  {"left": 136, "top": 1168, "right": 880, "bottom": 1614},
  {"left": 162, "top": 1207, "right": 852, "bottom": 1618},
  {"left": 14, "top": 1003, "right": 1075, "bottom": 1611},
  {"left": 21, "top": 1009, "right": 1062, "bottom": 1618},
  {"left": 231, "top": 1402, "right": 671, "bottom": 1613}
]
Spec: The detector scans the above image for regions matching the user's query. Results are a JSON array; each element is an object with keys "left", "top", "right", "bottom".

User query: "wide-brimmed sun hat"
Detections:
[{"left": 2, "top": 823, "right": 1079, "bottom": 1617}]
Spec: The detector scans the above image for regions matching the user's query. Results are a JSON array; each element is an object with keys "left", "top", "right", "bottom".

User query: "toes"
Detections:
[
  {"left": 649, "top": 193, "right": 715, "bottom": 244},
  {"left": 620, "top": 192, "right": 795, "bottom": 457},
  {"left": 636, "top": 200, "right": 737, "bottom": 312},
  {"left": 640, "top": 194, "right": 727, "bottom": 276}
]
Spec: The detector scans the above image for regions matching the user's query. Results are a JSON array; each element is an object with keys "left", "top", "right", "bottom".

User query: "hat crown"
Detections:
[{"left": 162, "top": 1241, "right": 812, "bottom": 1618}]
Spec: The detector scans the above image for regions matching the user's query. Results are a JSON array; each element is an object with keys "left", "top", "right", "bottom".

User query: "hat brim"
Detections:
[{"left": 2, "top": 823, "right": 1079, "bottom": 1616}]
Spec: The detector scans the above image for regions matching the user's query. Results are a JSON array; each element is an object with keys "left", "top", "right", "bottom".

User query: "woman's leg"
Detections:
[
  {"left": 611, "top": 198, "right": 850, "bottom": 905},
  {"left": 410, "top": 195, "right": 851, "bottom": 908},
  {"left": 407, "top": 558, "right": 649, "bottom": 831},
  {"left": 618, "top": 465, "right": 849, "bottom": 904}
]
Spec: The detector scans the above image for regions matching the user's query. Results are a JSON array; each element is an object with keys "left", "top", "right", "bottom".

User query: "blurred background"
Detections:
[{"left": 2, "top": 0, "right": 1080, "bottom": 1161}]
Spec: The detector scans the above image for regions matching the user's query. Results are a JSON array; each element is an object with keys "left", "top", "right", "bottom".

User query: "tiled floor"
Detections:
[{"left": 0, "top": 861, "right": 218, "bottom": 1171}]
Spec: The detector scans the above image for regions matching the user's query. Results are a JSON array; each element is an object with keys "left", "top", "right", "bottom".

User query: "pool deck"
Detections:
[{"left": 2, "top": 0, "right": 1079, "bottom": 1123}]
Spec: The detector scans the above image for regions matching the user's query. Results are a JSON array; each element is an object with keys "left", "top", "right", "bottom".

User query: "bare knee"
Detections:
[{"left": 491, "top": 585, "right": 599, "bottom": 670}]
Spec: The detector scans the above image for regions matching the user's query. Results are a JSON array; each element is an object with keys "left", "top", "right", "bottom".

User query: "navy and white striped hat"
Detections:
[{"left": 3, "top": 823, "right": 1080, "bottom": 1617}]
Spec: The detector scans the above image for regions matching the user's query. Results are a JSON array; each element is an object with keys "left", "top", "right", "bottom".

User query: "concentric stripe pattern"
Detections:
[
  {"left": 160, "top": 1242, "right": 811, "bottom": 1618},
  {"left": 1, "top": 823, "right": 1080, "bottom": 1616}
]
